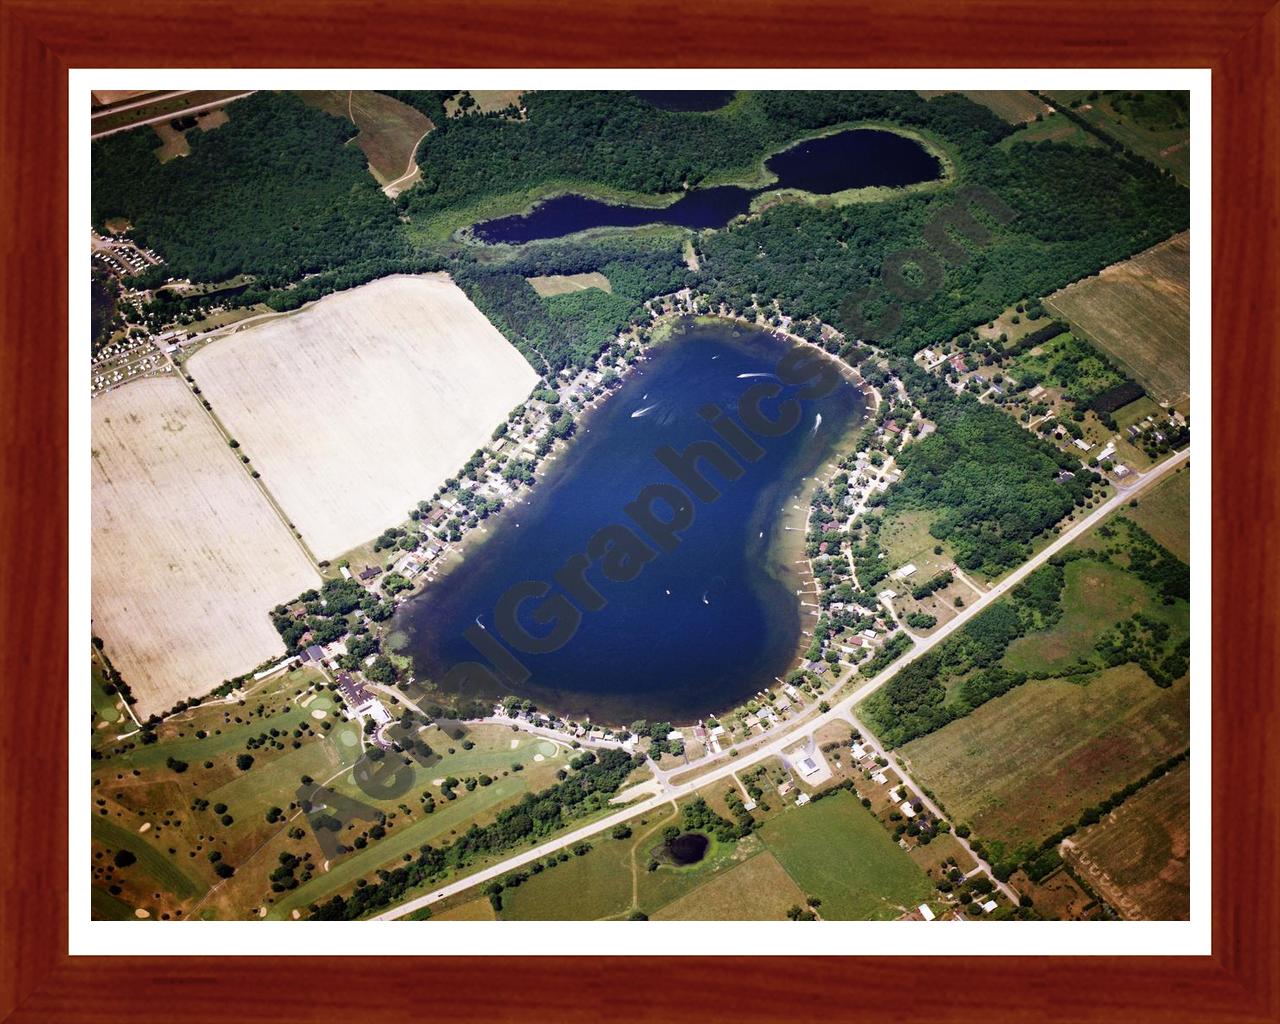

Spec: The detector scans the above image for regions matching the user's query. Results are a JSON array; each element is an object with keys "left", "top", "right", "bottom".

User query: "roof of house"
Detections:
[{"left": 358, "top": 565, "right": 382, "bottom": 580}]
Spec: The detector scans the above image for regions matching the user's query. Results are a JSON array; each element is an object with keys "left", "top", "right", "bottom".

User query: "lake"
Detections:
[
  {"left": 633, "top": 91, "right": 737, "bottom": 111},
  {"left": 393, "top": 319, "right": 868, "bottom": 724},
  {"left": 471, "top": 128, "right": 942, "bottom": 244}
]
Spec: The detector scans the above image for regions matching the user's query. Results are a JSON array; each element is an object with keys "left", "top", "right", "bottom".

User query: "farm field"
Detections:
[
  {"left": 1048, "top": 90, "right": 1190, "bottom": 184},
  {"left": 1127, "top": 466, "right": 1191, "bottom": 562},
  {"left": 1045, "top": 231, "right": 1190, "bottom": 408},
  {"left": 298, "top": 90, "right": 432, "bottom": 187},
  {"left": 757, "top": 790, "right": 934, "bottom": 920},
  {"left": 918, "top": 90, "right": 1048, "bottom": 124},
  {"left": 187, "top": 274, "right": 538, "bottom": 561},
  {"left": 901, "top": 666, "right": 1189, "bottom": 862},
  {"left": 1061, "top": 759, "right": 1190, "bottom": 920},
  {"left": 91, "top": 379, "right": 319, "bottom": 716},
  {"left": 525, "top": 272, "right": 612, "bottom": 297}
]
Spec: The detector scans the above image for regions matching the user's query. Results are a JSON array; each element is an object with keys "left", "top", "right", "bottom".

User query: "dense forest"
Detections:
[
  {"left": 399, "top": 90, "right": 1012, "bottom": 221},
  {"left": 699, "top": 138, "right": 1188, "bottom": 356},
  {"left": 91, "top": 92, "right": 408, "bottom": 285},
  {"left": 454, "top": 235, "right": 692, "bottom": 370},
  {"left": 872, "top": 359, "right": 1100, "bottom": 575}
]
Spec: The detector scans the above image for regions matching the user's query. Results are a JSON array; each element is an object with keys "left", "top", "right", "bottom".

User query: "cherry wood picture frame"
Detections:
[{"left": 2, "top": 1, "right": 1276, "bottom": 1020}]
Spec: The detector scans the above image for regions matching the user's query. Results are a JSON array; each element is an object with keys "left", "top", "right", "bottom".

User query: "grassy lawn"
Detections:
[
  {"left": 526, "top": 272, "right": 612, "bottom": 297},
  {"left": 1002, "top": 559, "right": 1150, "bottom": 675},
  {"left": 92, "top": 815, "right": 204, "bottom": 902},
  {"left": 498, "top": 827, "right": 638, "bottom": 921},
  {"left": 431, "top": 896, "right": 497, "bottom": 920},
  {"left": 1126, "top": 467, "right": 1191, "bottom": 562},
  {"left": 998, "top": 111, "right": 1101, "bottom": 151},
  {"left": 758, "top": 790, "right": 933, "bottom": 920},
  {"left": 652, "top": 851, "right": 806, "bottom": 920},
  {"left": 901, "top": 665, "right": 1189, "bottom": 861}
]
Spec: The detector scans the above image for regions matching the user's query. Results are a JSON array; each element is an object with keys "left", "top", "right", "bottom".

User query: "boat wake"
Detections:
[
  {"left": 631, "top": 404, "right": 656, "bottom": 419},
  {"left": 736, "top": 372, "right": 775, "bottom": 380},
  {"left": 811, "top": 412, "right": 822, "bottom": 436}
]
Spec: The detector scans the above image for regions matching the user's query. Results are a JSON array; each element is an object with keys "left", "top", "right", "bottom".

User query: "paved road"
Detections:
[{"left": 375, "top": 448, "right": 1189, "bottom": 920}]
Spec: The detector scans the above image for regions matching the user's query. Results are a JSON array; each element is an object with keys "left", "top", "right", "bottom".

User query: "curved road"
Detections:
[{"left": 374, "top": 448, "right": 1189, "bottom": 920}]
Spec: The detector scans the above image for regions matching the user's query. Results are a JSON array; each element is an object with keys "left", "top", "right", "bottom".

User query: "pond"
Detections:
[
  {"left": 470, "top": 128, "right": 942, "bottom": 244},
  {"left": 392, "top": 318, "right": 868, "bottom": 724},
  {"left": 662, "top": 832, "right": 710, "bottom": 865},
  {"left": 633, "top": 91, "right": 737, "bottom": 112}
]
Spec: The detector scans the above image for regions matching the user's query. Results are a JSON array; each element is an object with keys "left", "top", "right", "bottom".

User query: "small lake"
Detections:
[
  {"left": 393, "top": 319, "right": 868, "bottom": 724},
  {"left": 663, "top": 832, "right": 710, "bottom": 865},
  {"left": 471, "top": 128, "right": 942, "bottom": 245},
  {"left": 633, "top": 91, "right": 737, "bottom": 112}
]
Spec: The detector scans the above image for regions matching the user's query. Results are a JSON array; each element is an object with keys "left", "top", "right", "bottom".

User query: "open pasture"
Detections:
[
  {"left": 188, "top": 274, "right": 538, "bottom": 560},
  {"left": 1126, "top": 467, "right": 1191, "bottom": 563},
  {"left": 918, "top": 90, "right": 1049, "bottom": 124},
  {"left": 758, "top": 790, "right": 933, "bottom": 920},
  {"left": 299, "top": 90, "right": 433, "bottom": 187},
  {"left": 1045, "top": 232, "right": 1190, "bottom": 408},
  {"left": 901, "top": 666, "right": 1189, "bottom": 859},
  {"left": 1061, "top": 759, "right": 1189, "bottom": 920},
  {"left": 525, "top": 272, "right": 612, "bottom": 297},
  {"left": 92, "top": 379, "right": 319, "bottom": 716}
]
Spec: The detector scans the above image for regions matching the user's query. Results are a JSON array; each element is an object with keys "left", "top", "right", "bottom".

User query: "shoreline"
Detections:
[{"left": 393, "top": 302, "right": 878, "bottom": 734}]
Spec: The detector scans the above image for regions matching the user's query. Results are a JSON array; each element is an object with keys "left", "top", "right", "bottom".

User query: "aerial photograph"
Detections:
[{"left": 88, "top": 86, "right": 1192, "bottom": 925}]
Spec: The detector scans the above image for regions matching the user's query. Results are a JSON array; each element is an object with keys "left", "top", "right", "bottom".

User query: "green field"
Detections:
[
  {"left": 758, "top": 790, "right": 933, "bottom": 920},
  {"left": 1127, "top": 468, "right": 1191, "bottom": 562},
  {"left": 902, "top": 665, "right": 1188, "bottom": 862},
  {"left": 92, "top": 816, "right": 203, "bottom": 902},
  {"left": 1049, "top": 91, "right": 1190, "bottom": 184},
  {"left": 1002, "top": 560, "right": 1151, "bottom": 675},
  {"left": 652, "top": 851, "right": 807, "bottom": 920},
  {"left": 998, "top": 110, "right": 1101, "bottom": 151}
]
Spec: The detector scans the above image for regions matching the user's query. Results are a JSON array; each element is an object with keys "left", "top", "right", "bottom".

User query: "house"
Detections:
[
  {"left": 339, "top": 565, "right": 352, "bottom": 581},
  {"left": 885, "top": 420, "right": 901, "bottom": 434},
  {"left": 1073, "top": 438, "right": 1093, "bottom": 452},
  {"left": 844, "top": 637, "right": 864, "bottom": 649},
  {"left": 299, "top": 644, "right": 325, "bottom": 664},
  {"left": 812, "top": 662, "right": 828, "bottom": 676},
  {"left": 818, "top": 542, "right": 829, "bottom": 554},
  {"left": 795, "top": 792, "right": 811, "bottom": 806},
  {"left": 872, "top": 772, "right": 889, "bottom": 785},
  {"left": 860, "top": 629, "right": 878, "bottom": 641},
  {"left": 427, "top": 507, "right": 448, "bottom": 525},
  {"left": 895, "top": 563, "right": 917, "bottom": 579},
  {"left": 665, "top": 730, "right": 684, "bottom": 743},
  {"left": 1097, "top": 441, "right": 1117, "bottom": 463},
  {"left": 776, "top": 696, "right": 792, "bottom": 712},
  {"left": 982, "top": 899, "right": 998, "bottom": 914},
  {"left": 358, "top": 565, "right": 382, "bottom": 582},
  {"left": 1056, "top": 469, "right": 1076, "bottom": 482},
  {"left": 949, "top": 354, "right": 967, "bottom": 373},
  {"left": 900, "top": 800, "right": 917, "bottom": 818},
  {"left": 778, "top": 781, "right": 794, "bottom": 796},
  {"left": 1113, "top": 463, "right": 1130, "bottom": 477},
  {"left": 918, "top": 904, "right": 936, "bottom": 922},
  {"left": 851, "top": 742, "right": 867, "bottom": 759},
  {"left": 784, "top": 684, "right": 801, "bottom": 701}
]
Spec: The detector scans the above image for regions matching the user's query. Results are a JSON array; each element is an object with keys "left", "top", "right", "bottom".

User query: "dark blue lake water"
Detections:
[
  {"left": 633, "top": 91, "right": 737, "bottom": 111},
  {"left": 394, "top": 320, "right": 868, "bottom": 724},
  {"left": 471, "top": 128, "right": 941, "bottom": 245}
]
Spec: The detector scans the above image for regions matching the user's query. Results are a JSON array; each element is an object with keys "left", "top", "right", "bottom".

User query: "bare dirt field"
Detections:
[
  {"left": 526, "top": 272, "right": 612, "bottom": 297},
  {"left": 92, "top": 379, "right": 319, "bottom": 716},
  {"left": 187, "top": 274, "right": 538, "bottom": 560},
  {"left": 1062, "top": 759, "right": 1189, "bottom": 920},
  {"left": 1045, "top": 231, "right": 1190, "bottom": 408}
]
